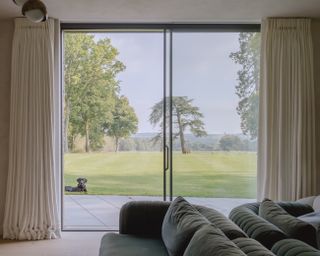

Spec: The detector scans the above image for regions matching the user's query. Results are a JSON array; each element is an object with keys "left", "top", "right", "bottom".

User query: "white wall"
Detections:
[
  {"left": 0, "top": 18, "right": 319, "bottom": 236},
  {"left": 0, "top": 19, "right": 13, "bottom": 236}
]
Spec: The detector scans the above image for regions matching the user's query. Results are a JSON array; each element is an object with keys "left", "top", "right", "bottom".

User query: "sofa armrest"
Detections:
[
  {"left": 271, "top": 239, "right": 320, "bottom": 256},
  {"left": 119, "top": 201, "right": 170, "bottom": 238}
]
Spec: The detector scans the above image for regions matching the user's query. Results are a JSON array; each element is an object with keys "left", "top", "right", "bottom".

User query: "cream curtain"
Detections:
[
  {"left": 3, "top": 18, "right": 61, "bottom": 240},
  {"left": 257, "top": 18, "right": 317, "bottom": 201}
]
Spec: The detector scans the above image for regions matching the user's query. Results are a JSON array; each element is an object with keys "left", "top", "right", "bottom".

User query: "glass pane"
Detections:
[
  {"left": 172, "top": 32, "right": 260, "bottom": 214},
  {"left": 63, "top": 31, "right": 164, "bottom": 230}
]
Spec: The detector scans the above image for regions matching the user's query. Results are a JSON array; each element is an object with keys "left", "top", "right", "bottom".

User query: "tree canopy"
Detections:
[
  {"left": 104, "top": 96, "right": 138, "bottom": 152},
  {"left": 230, "top": 33, "right": 260, "bottom": 139},
  {"left": 219, "top": 135, "right": 244, "bottom": 151},
  {"left": 64, "top": 33, "right": 126, "bottom": 152},
  {"left": 149, "top": 96, "right": 207, "bottom": 154}
]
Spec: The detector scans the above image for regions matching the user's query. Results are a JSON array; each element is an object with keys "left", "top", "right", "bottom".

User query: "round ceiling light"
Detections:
[{"left": 22, "top": 0, "right": 48, "bottom": 23}]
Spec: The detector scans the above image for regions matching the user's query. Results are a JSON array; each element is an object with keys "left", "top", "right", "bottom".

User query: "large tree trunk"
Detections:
[
  {"left": 70, "top": 135, "right": 75, "bottom": 152},
  {"left": 64, "top": 99, "right": 70, "bottom": 153},
  {"left": 85, "top": 121, "right": 90, "bottom": 153},
  {"left": 176, "top": 111, "right": 187, "bottom": 154},
  {"left": 115, "top": 137, "right": 119, "bottom": 152}
]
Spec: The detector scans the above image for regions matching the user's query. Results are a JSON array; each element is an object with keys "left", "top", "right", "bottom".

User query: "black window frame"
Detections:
[{"left": 60, "top": 23, "right": 261, "bottom": 232}]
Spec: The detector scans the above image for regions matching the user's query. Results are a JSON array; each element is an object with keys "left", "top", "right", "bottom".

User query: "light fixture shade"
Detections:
[
  {"left": 22, "top": 0, "right": 48, "bottom": 23},
  {"left": 12, "top": 0, "right": 28, "bottom": 7}
]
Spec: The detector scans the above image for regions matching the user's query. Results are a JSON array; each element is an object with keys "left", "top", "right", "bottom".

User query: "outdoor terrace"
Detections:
[{"left": 64, "top": 195, "right": 255, "bottom": 230}]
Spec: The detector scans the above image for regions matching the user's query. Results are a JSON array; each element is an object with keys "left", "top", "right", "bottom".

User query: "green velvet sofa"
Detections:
[
  {"left": 99, "top": 198, "right": 320, "bottom": 256},
  {"left": 229, "top": 198, "right": 320, "bottom": 252}
]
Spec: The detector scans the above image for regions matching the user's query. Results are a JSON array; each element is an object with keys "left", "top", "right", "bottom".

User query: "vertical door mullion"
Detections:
[
  {"left": 169, "top": 30, "right": 173, "bottom": 201},
  {"left": 163, "top": 29, "right": 173, "bottom": 202},
  {"left": 163, "top": 29, "right": 167, "bottom": 201}
]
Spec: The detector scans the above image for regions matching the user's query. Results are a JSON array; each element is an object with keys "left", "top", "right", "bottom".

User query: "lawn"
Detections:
[{"left": 64, "top": 151, "right": 257, "bottom": 198}]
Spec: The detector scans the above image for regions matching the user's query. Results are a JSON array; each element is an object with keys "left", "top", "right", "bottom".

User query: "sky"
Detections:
[{"left": 94, "top": 32, "right": 244, "bottom": 134}]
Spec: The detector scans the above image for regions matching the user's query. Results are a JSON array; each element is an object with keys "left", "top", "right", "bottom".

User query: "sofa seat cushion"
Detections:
[
  {"left": 183, "top": 225, "right": 246, "bottom": 256},
  {"left": 162, "top": 196, "right": 210, "bottom": 256},
  {"left": 259, "top": 199, "right": 317, "bottom": 248},
  {"left": 233, "top": 237, "right": 276, "bottom": 256},
  {"left": 99, "top": 233, "right": 169, "bottom": 256},
  {"left": 271, "top": 239, "right": 320, "bottom": 256}
]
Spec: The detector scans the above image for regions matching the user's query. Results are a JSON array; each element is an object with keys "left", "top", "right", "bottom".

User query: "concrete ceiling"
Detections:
[{"left": 0, "top": 0, "right": 320, "bottom": 23}]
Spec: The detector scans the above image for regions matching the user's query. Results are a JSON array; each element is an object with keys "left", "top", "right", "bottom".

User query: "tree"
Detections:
[
  {"left": 149, "top": 96, "right": 207, "bottom": 154},
  {"left": 64, "top": 33, "right": 125, "bottom": 152},
  {"left": 105, "top": 96, "right": 138, "bottom": 152},
  {"left": 219, "top": 135, "right": 243, "bottom": 151},
  {"left": 230, "top": 33, "right": 260, "bottom": 139}
]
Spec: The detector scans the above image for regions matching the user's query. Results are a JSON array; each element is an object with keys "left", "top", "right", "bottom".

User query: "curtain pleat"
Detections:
[
  {"left": 3, "top": 18, "right": 60, "bottom": 240},
  {"left": 257, "top": 18, "right": 317, "bottom": 201}
]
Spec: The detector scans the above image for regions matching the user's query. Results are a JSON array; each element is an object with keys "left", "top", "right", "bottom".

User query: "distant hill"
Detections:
[{"left": 127, "top": 133, "right": 257, "bottom": 152}]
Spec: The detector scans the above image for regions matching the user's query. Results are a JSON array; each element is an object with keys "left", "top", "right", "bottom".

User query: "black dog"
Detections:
[{"left": 65, "top": 177, "right": 88, "bottom": 192}]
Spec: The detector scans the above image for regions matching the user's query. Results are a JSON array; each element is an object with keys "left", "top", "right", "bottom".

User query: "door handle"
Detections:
[{"left": 165, "top": 145, "right": 169, "bottom": 171}]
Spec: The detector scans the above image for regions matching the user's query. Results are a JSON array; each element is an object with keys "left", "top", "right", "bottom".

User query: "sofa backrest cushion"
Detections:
[
  {"left": 298, "top": 211, "right": 320, "bottom": 249},
  {"left": 183, "top": 224, "right": 246, "bottom": 256},
  {"left": 161, "top": 196, "right": 210, "bottom": 256},
  {"left": 259, "top": 199, "right": 317, "bottom": 248},
  {"left": 229, "top": 203, "right": 287, "bottom": 249},
  {"left": 277, "top": 201, "right": 314, "bottom": 217},
  {"left": 296, "top": 196, "right": 317, "bottom": 208},
  {"left": 195, "top": 205, "right": 247, "bottom": 240},
  {"left": 313, "top": 196, "right": 320, "bottom": 211},
  {"left": 296, "top": 195, "right": 320, "bottom": 212}
]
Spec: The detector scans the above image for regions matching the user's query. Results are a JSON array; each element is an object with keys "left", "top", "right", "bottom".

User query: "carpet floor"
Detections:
[{"left": 0, "top": 232, "right": 105, "bottom": 256}]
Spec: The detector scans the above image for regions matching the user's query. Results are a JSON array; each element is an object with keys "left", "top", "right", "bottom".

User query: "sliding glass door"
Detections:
[
  {"left": 62, "top": 25, "right": 260, "bottom": 231},
  {"left": 62, "top": 30, "right": 168, "bottom": 230},
  {"left": 171, "top": 32, "right": 260, "bottom": 213}
]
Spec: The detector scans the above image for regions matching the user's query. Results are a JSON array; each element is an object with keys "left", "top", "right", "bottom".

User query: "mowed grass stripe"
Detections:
[{"left": 64, "top": 152, "right": 256, "bottom": 198}]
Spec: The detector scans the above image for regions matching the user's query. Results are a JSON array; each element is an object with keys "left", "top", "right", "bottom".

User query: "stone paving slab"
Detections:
[
  {"left": 63, "top": 196, "right": 106, "bottom": 229},
  {"left": 64, "top": 195, "right": 255, "bottom": 230}
]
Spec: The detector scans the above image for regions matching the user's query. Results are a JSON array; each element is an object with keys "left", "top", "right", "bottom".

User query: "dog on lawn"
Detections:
[{"left": 65, "top": 177, "right": 88, "bottom": 192}]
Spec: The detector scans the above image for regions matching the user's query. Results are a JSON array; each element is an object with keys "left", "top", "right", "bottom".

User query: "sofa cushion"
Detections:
[
  {"left": 195, "top": 205, "right": 247, "bottom": 240},
  {"left": 277, "top": 201, "right": 314, "bottom": 217},
  {"left": 183, "top": 224, "right": 246, "bottom": 256},
  {"left": 298, "top": 211, "right": 320, "bottom": 248},
  {"left": 259, "top": 199, "right": 317, "bottom": 248},
  {"left": 297, "top": 195, "right": 320, "bottom": 212},
  {"left": 99, "top": 233, "right": 169, "bottom": 256},
  {"left": 233, "top": 237, "right": 276, "bottom": 256},
  {"left": 296, "top": 196, "right": 317, "bottom": 208},
  {"left": 313, "top": 196, "right": 320, "bottom": 211},
  {"left": 229, "top": 203, "right": 287, "bottom": 249},
  {"left": 162, "top": 196, "right": 210, "bottom": 256},
  {"left": 271, "top": 239, "right": 320, "bottom": 256}
]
